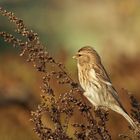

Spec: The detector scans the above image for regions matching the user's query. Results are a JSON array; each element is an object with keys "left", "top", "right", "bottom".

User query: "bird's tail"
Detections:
[
  {"left": 121, "top": 110, "right": 137, "bottom": 129},
  {"left": 111, "top": 105, "right": 138, "bottom": 131}
]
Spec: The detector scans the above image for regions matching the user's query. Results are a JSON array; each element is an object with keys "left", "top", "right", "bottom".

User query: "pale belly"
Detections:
[
  {"left": 84, "top": 88, "right": 103, "bottom": 106},
  {"left": 78, "top": 65, "right": 108, "bottom": 107}
]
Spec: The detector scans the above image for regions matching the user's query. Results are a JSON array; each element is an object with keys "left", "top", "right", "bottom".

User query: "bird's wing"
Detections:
[
  {"left": 92, "top": 63, "right": 128, "bottom": 113},
  {"left": 92, "top": 63, "right": 119, "bottom": 98}
]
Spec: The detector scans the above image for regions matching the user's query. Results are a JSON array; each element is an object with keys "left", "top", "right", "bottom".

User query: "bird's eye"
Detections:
[{"left": 78, "top": 54, "right": 82, "bottom": 57}]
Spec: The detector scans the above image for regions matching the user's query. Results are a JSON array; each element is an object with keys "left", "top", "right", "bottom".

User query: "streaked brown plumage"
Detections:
[{"left": 73, "top": 46, "right": 137, "bottom": 130}]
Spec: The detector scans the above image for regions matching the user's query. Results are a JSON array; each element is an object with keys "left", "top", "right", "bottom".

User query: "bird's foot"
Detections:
[{"left": 94, "top": 105, "right": 109, "bottom": 112}]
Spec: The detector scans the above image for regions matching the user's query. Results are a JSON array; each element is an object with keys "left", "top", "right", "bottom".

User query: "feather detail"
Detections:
[{"left": 75, "top": 46, "right": 139, "bottom": 130}]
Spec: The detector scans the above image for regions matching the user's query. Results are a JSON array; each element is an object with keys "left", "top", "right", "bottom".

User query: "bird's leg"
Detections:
[
  {"left": 95, "top": 105, "right": 109, "bottom": 111},
  {"left": 94, "top": 106, "right": 99, "bottom": 111}
]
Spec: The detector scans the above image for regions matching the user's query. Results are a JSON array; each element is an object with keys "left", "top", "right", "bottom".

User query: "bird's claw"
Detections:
[{"left": 94, "top": 105, "right": 108, "bottom": 111}]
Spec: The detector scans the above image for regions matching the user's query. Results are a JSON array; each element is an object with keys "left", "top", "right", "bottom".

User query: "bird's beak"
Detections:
[
  {"left": 72, "top": 53, "right": 78, "bottom": 59},
  {"left": 72, "top": 55, "right": 76, "bottom": 59}
]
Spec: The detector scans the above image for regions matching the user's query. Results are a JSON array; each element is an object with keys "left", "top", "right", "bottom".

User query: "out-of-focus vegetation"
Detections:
[{"left": 0, "top": 1, "right": 140, "bottom": 140}]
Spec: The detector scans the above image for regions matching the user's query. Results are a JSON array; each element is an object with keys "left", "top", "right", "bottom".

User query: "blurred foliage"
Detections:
[
  {"left": 0, "top": 1, "right": 140, "bottom": 140},
  {"left": 0, "top": 0, "right": 140, "bottom": 53}
]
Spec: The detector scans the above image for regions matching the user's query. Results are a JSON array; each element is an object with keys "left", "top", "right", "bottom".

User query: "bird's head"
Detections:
[{"left": 73, "top": 46, "right": 101, "bottom": 66}]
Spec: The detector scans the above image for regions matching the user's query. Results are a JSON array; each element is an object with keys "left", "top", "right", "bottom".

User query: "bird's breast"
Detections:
[{"left": 78, "top": 65, "right": 100, "bottom": 91}]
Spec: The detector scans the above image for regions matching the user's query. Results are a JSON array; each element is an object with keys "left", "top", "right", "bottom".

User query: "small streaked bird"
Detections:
[{"left": 73, "top": 46, "right": 138, "bottom": 130}]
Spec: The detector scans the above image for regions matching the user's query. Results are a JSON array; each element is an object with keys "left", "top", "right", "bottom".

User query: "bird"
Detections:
[{"left": 73, "top": 46, "right": 138, "bottom": 130}]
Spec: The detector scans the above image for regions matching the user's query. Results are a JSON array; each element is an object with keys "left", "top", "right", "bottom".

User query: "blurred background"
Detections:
[{"left": 0, "top": 0, "right": 140, "bottom": 139}]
